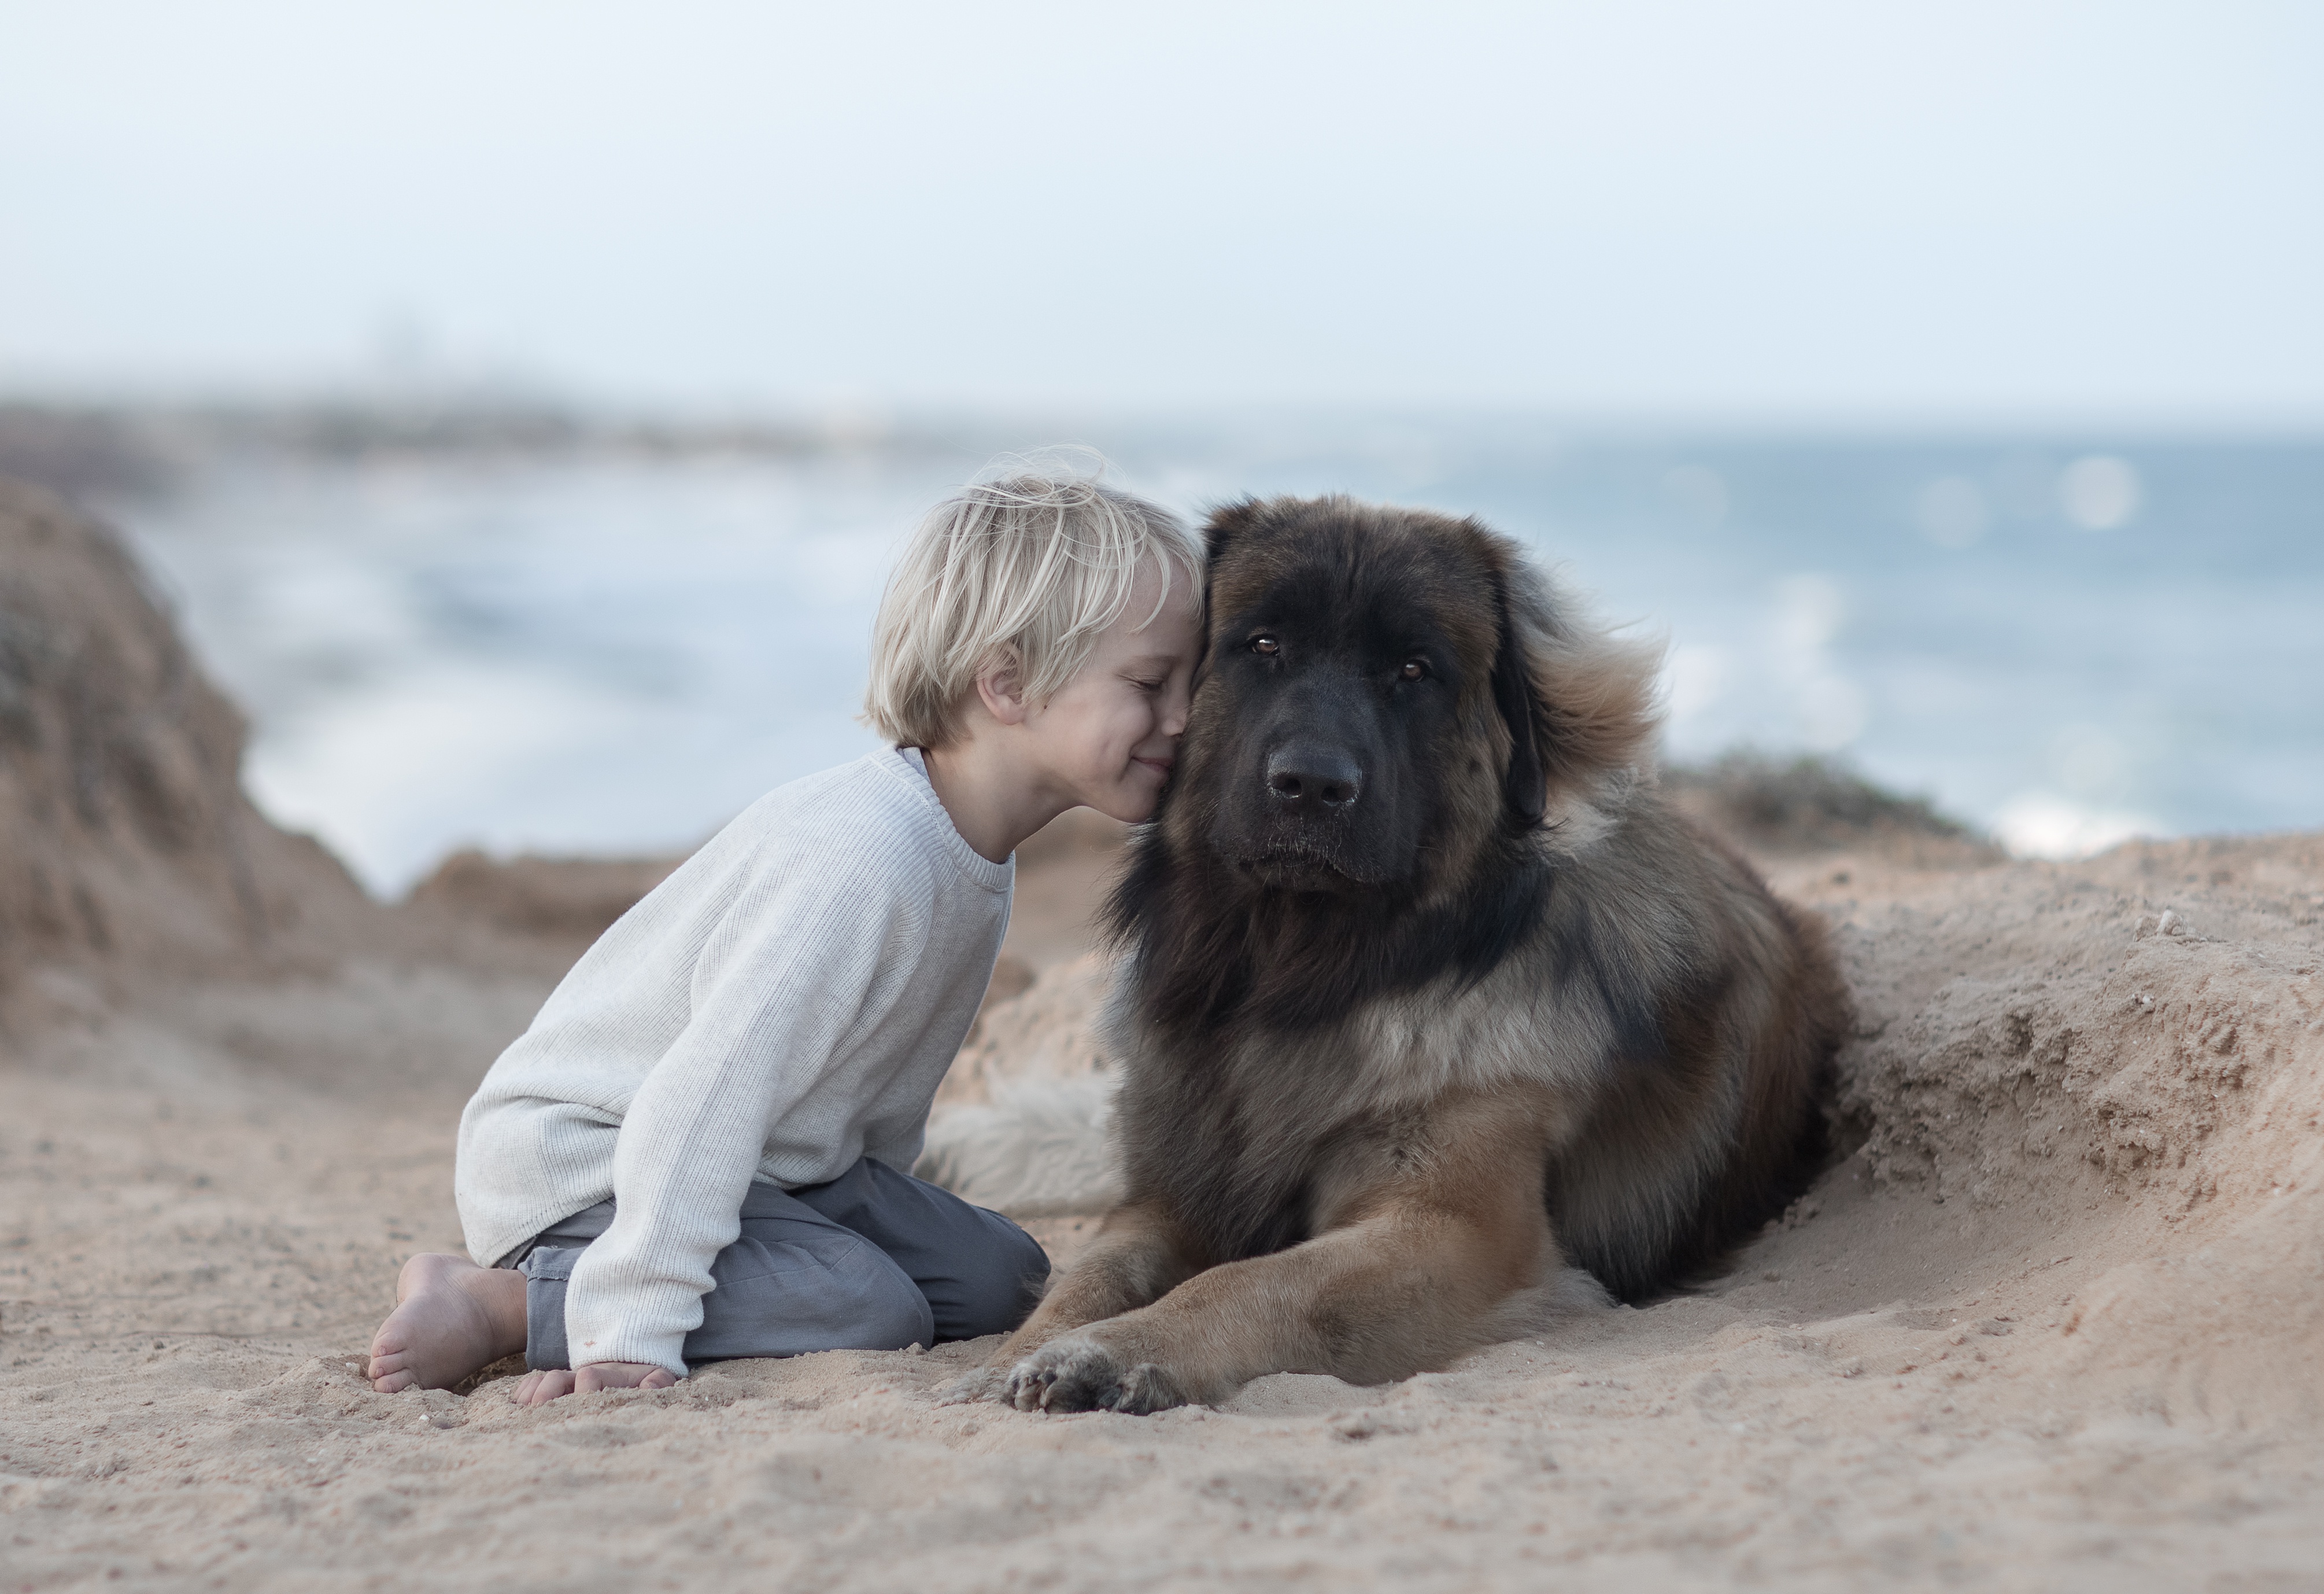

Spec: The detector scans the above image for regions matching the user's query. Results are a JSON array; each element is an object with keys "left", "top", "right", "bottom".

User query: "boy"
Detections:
[{"left": 366, "top": 463, "right": 1205, "bottom": 1403}]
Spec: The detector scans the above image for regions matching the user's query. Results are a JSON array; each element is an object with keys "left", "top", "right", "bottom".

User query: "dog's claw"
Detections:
[
  {"left": 1107, "top": 1361, "right": 1189, "bottom": 1415},
  {"left": 1001, "top": 1338, "right": 1192, "bottom": 1415},
  {"left": 1000, "top": 1364, "right": 1045, "bottom": 1411}
]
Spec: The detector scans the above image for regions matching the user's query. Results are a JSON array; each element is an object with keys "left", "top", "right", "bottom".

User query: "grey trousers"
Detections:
[{"left": 509, "top": 1158, "right": 1050, "bottom": 1371}]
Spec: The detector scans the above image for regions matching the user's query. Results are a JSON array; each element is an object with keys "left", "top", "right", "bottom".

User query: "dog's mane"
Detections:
[{"left": 1103, "top": 823, "right": 1551, "bottom": 1040}]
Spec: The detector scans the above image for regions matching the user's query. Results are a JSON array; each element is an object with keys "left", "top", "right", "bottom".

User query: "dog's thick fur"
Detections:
[{"left": 964, "top": 496, "right": 1849, "bottom": 1415}]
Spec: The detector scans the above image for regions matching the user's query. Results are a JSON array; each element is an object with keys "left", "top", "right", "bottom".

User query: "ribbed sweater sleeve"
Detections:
[{"left": 559, "top": 840, "right": 925, "bottom": 1376}]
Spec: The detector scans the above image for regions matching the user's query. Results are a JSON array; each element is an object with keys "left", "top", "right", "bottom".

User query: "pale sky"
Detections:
[{"left": 3, "top": 0, "right": 2318, "bottom": 420}]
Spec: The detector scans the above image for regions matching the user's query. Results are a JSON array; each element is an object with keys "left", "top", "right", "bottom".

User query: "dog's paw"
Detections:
[
  {"left": 935, "top": 1366, "right": 1009, "bottom": 1406},
  {"left": 1107, "top": 1360, "right": 1193, "bottom": 1415},
  {"left": 1003, "top": 1336, "right": 1190, "bottom": 1415}
]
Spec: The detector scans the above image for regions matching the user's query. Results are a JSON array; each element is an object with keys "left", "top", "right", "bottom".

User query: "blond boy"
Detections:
[{"left": 367, "top": 464, "right": 1205, "bottom": 1403}]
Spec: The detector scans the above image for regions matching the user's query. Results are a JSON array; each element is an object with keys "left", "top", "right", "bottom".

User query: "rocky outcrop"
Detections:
[
  {"left": 402, "top": 850, "right": 683, "bottom": 947},
  {"left": 0, "top": 477, "right": 383, "bottom": 1023}
]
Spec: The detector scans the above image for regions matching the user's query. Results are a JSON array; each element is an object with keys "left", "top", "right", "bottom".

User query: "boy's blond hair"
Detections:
[{"left": 863, "top": 456, "right": 1205, "bottom": 749}]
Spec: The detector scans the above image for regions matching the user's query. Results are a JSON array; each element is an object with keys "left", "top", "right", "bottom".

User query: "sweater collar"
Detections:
[{"left": 889, "top": 746, "right": 1015, "bottom": 893}]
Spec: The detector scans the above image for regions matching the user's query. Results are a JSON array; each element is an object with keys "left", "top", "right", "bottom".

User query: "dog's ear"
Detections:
[
  {"left": 1470, "top": 518, "right": 1662, "bottom": 828},
  {"left": 1189, "top": 500, "right": 1263, "bottom": 679},
  {"left": 1199, "top": 499, "right": 1265, "bottom": 643},
  {"left": 1490, "top": 573, "right": 1548, "bottom": 827},
  {"left": 1202, "top": 498, "right": 1262, "bottom": 570}
]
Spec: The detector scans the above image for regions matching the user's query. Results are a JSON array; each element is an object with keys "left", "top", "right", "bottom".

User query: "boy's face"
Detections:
[{"left": 1024, "top": 563, "right": 1203, "bottom": 824}]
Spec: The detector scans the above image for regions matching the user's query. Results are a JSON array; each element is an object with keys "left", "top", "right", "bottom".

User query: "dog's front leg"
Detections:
[
  {"left": 941, "top": 1198, "right": 1198, "bottom": 1403},
  {"left": 1004, "top": 1201, "right": 1544, "bottom": 1412},
  {"left": 1006, "top": 1092, "right": 1559, "bottom": 1414}
]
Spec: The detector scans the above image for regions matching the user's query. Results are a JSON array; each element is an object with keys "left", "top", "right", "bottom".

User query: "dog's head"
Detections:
[{"left": 1163, "top": 495, "right": 1662, "bottom": 901}]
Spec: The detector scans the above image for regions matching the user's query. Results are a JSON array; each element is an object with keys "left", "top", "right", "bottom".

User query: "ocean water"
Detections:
[{"left": 107, "top": 423, "right": 2324, "bottom": 895}]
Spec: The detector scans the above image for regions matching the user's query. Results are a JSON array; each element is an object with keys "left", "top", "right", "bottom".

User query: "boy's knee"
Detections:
[
  {"left": 952, "top": 1218, "right": 1051, "bottom": 1338},
  {"left": 855, "top": 1265, "right": 939, "bottom": 1351},
  {"left": 1006, "top": 1220, "right": 1052, "bottom": 1292},
  {"left": 692, "top": 1237, "right": 934, "bottom": 1359}
]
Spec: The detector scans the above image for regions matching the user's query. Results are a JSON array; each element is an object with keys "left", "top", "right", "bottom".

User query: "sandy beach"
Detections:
[{"left": 5, "top": 477, "right": 2322, "bottom": 1591}]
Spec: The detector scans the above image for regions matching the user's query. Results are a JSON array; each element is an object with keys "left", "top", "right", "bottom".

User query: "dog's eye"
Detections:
[
  {"left": 1250, "top": 636, "right": 1280, "bottom": 656},
  {"left": 1401, "top": 657, "right": 1429, "bottom": 681}
]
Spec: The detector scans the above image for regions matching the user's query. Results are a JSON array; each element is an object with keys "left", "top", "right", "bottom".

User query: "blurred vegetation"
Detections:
[
  {"left": 0, "top": 398, "right": 910, "bottom": 505},
  {"left": 1665, "top": 751, "right": 2000, "bottom": 861}
]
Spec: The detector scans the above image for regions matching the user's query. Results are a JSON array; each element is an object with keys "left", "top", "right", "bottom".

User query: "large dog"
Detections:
[{"left": 962, "top": 495, "right": 1849, "bottom": 1414}]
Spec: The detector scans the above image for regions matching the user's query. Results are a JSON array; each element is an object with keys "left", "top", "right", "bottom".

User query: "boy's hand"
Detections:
[{"left": 511, "top": 1360, "right": 678, "bottom": 1406}]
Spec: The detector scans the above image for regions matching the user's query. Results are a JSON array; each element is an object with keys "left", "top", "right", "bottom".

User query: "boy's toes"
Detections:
[
  {"left": 370, "top": 1359, "right": 417, "bottom": 1394},
  {"left": 367, "top": 1337, "right": 415, "bottom": 1393},
  {"left": 364, "top": 1253, "right": 503, "bottom": 1393}
]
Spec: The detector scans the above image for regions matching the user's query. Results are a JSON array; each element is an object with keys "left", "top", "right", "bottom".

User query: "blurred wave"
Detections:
[{"left": 32, "top": 405, "right": 2317, "bottom": 892}]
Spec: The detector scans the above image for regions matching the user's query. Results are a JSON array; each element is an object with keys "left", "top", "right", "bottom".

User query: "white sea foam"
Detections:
[
  {"left": 1994, "top": 793, "right": 2160, "bottom": 861},
  {"left": 2058, "top": 455, "right": 2142, "bottom": 531}
]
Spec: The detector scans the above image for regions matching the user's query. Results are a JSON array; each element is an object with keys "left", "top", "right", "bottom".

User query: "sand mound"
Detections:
[
  {"left": 0, "top": 479, "right": 389, "bottom": 1027},
  {"left": 1819, "top": 839, "right": 2324, "bottom": 1432},
  {"left": 4, "top": 497, "right": 2322, "bottom": 1586}
]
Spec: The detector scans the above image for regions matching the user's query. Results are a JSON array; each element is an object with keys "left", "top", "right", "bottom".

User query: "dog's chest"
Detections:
[
  {"left": 1111, "top": 958, "right": 1610, "bottom": 1263},
  {"left": 1117, "top": 1019, "right": 1428, "bottom": 1263}
]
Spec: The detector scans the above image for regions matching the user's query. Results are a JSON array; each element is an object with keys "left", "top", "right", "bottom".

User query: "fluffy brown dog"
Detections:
[{"left": 962, "top": 495, "right": 1849, "bottom": 1414}]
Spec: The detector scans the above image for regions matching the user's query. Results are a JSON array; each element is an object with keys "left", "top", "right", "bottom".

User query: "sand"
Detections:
[{"left": 6, "top": 479, "right": 2324, "bottom": 1591}]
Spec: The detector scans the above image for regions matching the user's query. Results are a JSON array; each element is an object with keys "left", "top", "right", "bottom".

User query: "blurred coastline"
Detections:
[
  {"left": 0, "top": 394, "right": 925, "bottom": 501},
  {"left": 5, "top": 396, "right": 2319, "bottom": 895}
]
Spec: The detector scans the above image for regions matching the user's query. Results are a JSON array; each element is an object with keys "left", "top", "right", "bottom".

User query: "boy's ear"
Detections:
[{"left": 974, "top": 647, "right": 1030, "bottom": 726}]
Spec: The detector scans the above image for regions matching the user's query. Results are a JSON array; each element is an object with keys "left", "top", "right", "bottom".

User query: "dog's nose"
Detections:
[{"left": 1266, "top": 746, "right": 1362, "bottom": 812}]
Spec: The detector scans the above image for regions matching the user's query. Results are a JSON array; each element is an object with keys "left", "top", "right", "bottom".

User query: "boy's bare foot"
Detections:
[
  {"left": 510, "top": 1360, "right": 677, "bottom": 1406},
  {"left": 368, "top": 1253, "right": 527, "bottom": 1393}
]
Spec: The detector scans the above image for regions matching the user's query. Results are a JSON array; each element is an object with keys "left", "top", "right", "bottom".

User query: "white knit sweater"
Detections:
[{"left": 454, "top": 747, "right": 1013, "bottom": 1376}]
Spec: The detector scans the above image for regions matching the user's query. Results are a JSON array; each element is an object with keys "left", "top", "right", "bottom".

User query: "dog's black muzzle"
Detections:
[
  {"left": 1264, "top": 741, "right": 1363, "bottom": 816},
  {"left": 1216, "top": 673, "right": 1414, "bottom": 891}
]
